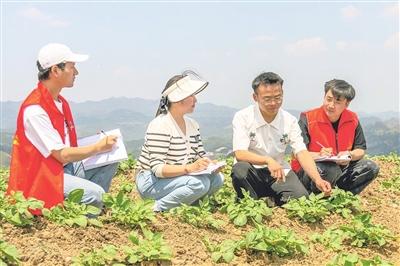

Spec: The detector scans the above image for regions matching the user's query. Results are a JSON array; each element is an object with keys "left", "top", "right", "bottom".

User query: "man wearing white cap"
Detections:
[
  {"left": 7, "top": 43, "right": 118, "bottom": 213},
  {"left": 135, "top": 70, "right": 224, "bottom": 211}
]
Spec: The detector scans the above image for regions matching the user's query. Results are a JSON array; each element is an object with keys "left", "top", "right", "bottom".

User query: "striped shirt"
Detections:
[{"left": 136, "top": 112, "right": 206, "bottom": 177}]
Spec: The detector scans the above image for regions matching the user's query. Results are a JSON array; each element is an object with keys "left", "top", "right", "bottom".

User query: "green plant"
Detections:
[
  {"left": 283, "top": 193, "right": 330, "bottom": 223},
  {"left": 311, "top": 228, "right": 347, "bottom": 251},
  {"left": 123, "top": 229, "right": 172, "bottom": 264},
  {"left": 0, "top": 191, "right": 43, "bottom": 227},
  {"left": 209, "top": 184, "right": 236, "bottom": 211},
  {"left": 42, "top": 189, "right": 102, "bottom": 227},
  {"left": 224, "top": 189, "right": 272, "bottom": 227},
  {"left": 339, "top": 213, "right": 395, "bottom": 247},
  {"left": 116, "top": 154, "right": 136, "bottom": 175},
  {"left": 327, "top": 188, "right": 362, "bottom": 218},
  {"left": 240, "top": 225, "right": 308, "bottom": 257},
  {"left": 314, "top": 213, "right": 395, "bottom": 251},
  {"left": 381, "top": 175, "right": 400, "bottom": 192},
  {"left": 169, "top": 197, "right": 224, "bottom": 229},
  {"left": 203, "top": 238, "right": 239, "bottom": 263},
  {"left": 71, "top": 245, "right": 120, "bottom": 266},
  {"left": 0, "top": 230, "right": 20, "bottom": 265},
  {"left": 102, "top": 191, "right": 155, "bottom": 229},
  {"left": 371, "top": 152, "right": 400, "bottom": 165},
  {"left": 327, "top": 252, "right": 393, "bottom": 266},
  {"left": 0, "top": 169, "right": 8, "bottom": 193}
]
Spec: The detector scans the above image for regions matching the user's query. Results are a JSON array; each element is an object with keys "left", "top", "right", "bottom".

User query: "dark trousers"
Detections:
[
  {"left": 231, "top": 161, "right": 309, "bottom": 206},
  {"left": 298, "top": 159, "right": 379, "bottom": 195}
]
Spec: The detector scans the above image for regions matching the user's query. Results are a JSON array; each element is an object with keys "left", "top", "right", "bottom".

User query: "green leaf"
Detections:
[
  {"left": 67, "top": 189, "right": 84, "bottom": 203},
  {"left": 73, "top": 216, "right": 88, "bottom": 227},
  {"left": 222, "top": 251, "right": 235, "bottom": 263},
  {"left": 88, "top": 219, "right": 103, "bottom": 227},
  {"left": 234, "top": 213, "right": 247, "bottom": 226}
]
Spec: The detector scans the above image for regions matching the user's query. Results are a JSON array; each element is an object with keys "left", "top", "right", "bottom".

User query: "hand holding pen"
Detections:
[
  {"left": 316, "top": 141, "right": 333, "bottom": 157},
  {"left": 96, "top": 130, "right": 118, "bottom": 153},
  {"left": 188, "top": 147, "right": 211, "bottom": 172}
]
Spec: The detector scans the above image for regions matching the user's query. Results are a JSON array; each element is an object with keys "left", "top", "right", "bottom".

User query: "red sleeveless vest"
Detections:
[
  {"left": 291, "top": 106, "right": 358, "bottom": 172},
  {"left": 7, "top": 82, "right": 77, "bottom": 213}
]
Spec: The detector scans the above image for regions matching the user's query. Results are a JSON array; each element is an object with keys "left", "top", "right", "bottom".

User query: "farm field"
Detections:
[{"left": 1, "top": 154, "right": 399, "bottom": 266}]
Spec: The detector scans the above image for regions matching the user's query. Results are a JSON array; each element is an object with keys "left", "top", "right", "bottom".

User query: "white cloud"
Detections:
[
  {"left": 384, "top": 32, "right": 399, "bottom": 49},
  {"left": 285, "top": 37, "right": 327, "bottom": 56},
  {"left": 383, "top": 4, "right": 399, "bottom": 17},
  {"left": 341, "top": 5, "right": 360, "bottom": 20},
  {"left": 19, "top": 7, "right": 70, "bottom": 28},
  {"left": 251, "top": 35, "right": 276, "bottom": 42}
]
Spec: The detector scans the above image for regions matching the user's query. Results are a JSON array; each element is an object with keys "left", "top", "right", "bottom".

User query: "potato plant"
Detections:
[
  {"left": 327, "top": 188, "right": 362, "bottom": 218},
  {"left": 312, "top": 213, "right": 395, "bottom": 250},
  {"left": 169, "top": 197, "right": 225, "bottom": 229},
  {"left": 0, "top": 191, "right": 43, "bottom": 227},
  {"left": 224, "top": 189, "right": 272, "bottom": 227},
  {"left": 204, "top": 225, "right": 308, "bottom": 264},
  {"left": 123, "top": 229, "right": 172, "bottom": 264},
  {"left": 42, "top": 189, "right": 102, "bottom": 228},
  {"left": 240, "top": 225, "right": 309, "bottom": 257},
  {"left": 102, "top": 191, "right": 155, "bottom": 229},
  {"left": 0, "top": 230, "right": 20, "bottom": 266},
  {"left": 283, "top": 193, "right": 330, "bottom": 223},
  {"left": 327, "top": 252, "right": 393, "bottom": 266},
  {"left": 340, "top": 213, "right": 395, "bottom": 247},
  {"left": 71, "top": 245, "right": 120, "bottom": 266}
]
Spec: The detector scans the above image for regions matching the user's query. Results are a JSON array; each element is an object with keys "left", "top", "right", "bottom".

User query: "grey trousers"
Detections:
[
  {"left": 298, "top": 159, "right": 379, "bottom": 195},
  {"left": 231, "top": 162, "right": 309, "bottom": 206}
]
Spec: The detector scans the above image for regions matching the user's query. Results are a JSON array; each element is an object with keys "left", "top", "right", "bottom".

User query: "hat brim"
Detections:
[
  {"left": 167, "top": 79, "right": 208, "bottom": 102},
  {"left": 65, "top": 53, "right": 89, "bottom": 63}
]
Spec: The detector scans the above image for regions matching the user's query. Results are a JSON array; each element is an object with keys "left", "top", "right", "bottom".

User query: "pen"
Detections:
[
  {"left": 316, "top": 141, "right": 325, "bottom": 149},
  {"left": 100, "top": 130, "right": 109, "bottom": 145},
  {"left": 191, "top": 147, "right": 203, "bottom": 158}
]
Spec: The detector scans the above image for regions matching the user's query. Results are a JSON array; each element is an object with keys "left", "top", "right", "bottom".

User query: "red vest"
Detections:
[
  {"left": 7, "top": 82, "right": 77, "bottom": 213},
  {"left": 291, "top": 106, "right": 358, "bottom": 172}
]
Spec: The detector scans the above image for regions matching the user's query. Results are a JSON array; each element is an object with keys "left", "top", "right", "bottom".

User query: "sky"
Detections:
[{"left": 1, "top": 1, "right": 399, "bottom": 113}]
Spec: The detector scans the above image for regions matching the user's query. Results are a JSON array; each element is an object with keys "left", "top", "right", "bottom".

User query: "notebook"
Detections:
[
  {"left": 315, "top": 154, "right": 351, "bottom": 162},
  {"left": 190, "top": 161, "right": 226, "bottom": 175},
  {"left": 77, "top": 128, "right": 128, "bottom": 170}
]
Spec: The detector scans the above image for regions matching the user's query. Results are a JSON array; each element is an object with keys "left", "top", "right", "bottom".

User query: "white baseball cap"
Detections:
[
  {"left": 162, "top": 72, "right": 208, "bottom": 102},
  {"left": 37, "top": 43, "right": 89, "bottom": 69}
]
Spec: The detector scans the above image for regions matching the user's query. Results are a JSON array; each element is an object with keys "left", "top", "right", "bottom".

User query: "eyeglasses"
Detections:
[{"left": 262, "top": 95, "right": 283, "bottom": 104}]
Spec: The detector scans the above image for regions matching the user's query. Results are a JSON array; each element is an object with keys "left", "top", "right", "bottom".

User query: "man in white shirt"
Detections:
[
  {"left": 231, "top": 72, "right": 331, "bottom": 205},
  {"left": 7, "top": 43, "right": 118, "bottom": 212}
]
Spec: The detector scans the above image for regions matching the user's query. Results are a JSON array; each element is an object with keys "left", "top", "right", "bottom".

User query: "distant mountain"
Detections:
[{"left": 1, "top": 97, "right": 399, "bottom": 167}]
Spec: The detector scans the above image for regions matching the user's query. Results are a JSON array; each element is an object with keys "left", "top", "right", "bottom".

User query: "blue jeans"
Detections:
[
  {"left": 63, "top": 162, "right": 118, "bottom": 209},
  {"left": 136, "top": 170, "right": 224, "bottom": 211}
]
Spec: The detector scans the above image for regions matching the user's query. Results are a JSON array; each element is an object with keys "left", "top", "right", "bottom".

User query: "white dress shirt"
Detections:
[{"left": 232, "top": 104, "right": 306, "bottom": 168}]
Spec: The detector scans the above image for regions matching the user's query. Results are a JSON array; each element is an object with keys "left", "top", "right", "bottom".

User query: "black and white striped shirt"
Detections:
[{"left": 136, "top": 112, "right": 206, "bottom": 177}]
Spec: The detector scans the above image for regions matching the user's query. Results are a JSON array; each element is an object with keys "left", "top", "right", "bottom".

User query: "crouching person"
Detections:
[
  {"left": 7, "top": 43, "right": 118, "bottom": 214},
  {"left": 135, "top": 71, "right": 224, "bottom": 211},
  {"left": 231, "top": 72, "right": 331, "bottom": 206}
]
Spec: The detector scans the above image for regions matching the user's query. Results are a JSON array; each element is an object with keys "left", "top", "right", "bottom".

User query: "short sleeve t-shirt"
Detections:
[
  {"left": 232, "top": 104, "right": 306, "bottom": 168},
  {"left": 23, "top": 101, "right": 70, "bottom": 158}
]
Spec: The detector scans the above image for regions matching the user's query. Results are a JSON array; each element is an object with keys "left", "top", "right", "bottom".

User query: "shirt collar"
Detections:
[{"left": 254, "top": 103, "right": 282, "bottom": 130}]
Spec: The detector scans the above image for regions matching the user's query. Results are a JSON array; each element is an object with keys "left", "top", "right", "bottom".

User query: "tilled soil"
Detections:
[{"left": 3, "top": 158, "right": 400, "bottom": 265}]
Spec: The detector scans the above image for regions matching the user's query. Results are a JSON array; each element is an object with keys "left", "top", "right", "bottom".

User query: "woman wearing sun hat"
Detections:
[{"left": 135, "top": 70, "right": 224, "bottom": 211}]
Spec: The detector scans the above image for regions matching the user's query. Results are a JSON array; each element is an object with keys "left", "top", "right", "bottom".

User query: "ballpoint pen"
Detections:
[
  {"left": 191, "top": 147, "right": 203, "bottom": 158},
  {"left": 315, "top": 141, "right": 325, "bottom": 149}
]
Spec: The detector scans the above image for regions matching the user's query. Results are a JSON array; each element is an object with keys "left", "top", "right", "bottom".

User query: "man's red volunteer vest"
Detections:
[
  {"left": 291, "top": 106, "right": 358, "bottom": 173},
  {"left": 7, "top": 82, "right": 77, "bottom": 213}
]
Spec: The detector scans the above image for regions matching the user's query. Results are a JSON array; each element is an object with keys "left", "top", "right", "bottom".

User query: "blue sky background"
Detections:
[{"left": 1, "top": 1, "right": 399, "bottom": 113}]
